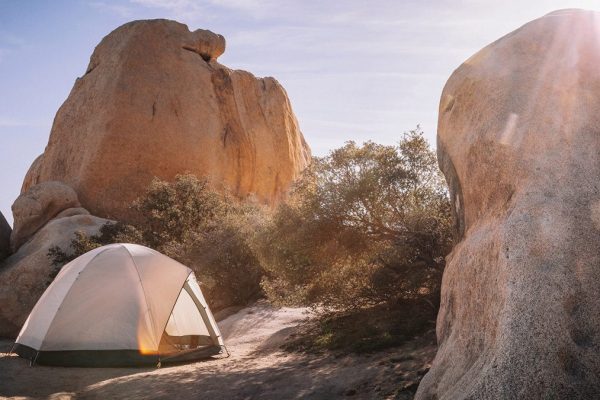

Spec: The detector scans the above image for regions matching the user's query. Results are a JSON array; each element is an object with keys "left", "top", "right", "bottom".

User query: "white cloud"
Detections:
[
  {"left": 0, "top": 32, "right": 28, "bottom": 64},
  {"left": 0, "top": 116, "right": 26, "bottom": 127},
  {"left": 129, "top": 0, "right": 205, "bottom": 18},
  {"left": 208, "top": 0, "right": 268, "bottom": 10},
  {"left": 0, "top": 32, "right": 26, "bottom": 47},
  {"left": 0, "top": 116, "right": 50, "bottom": 128},
  {"left": 89, "top": 1, "right": 134, "bottom": 17}
]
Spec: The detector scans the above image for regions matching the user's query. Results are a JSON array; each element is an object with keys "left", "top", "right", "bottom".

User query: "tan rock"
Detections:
[
  {"left": 54, "top": 207, "right": 90, "bottom": 219},
  {"left": 0, "top": 214, "right": 112, "bottom": 338},
  {"left": 21, "top": 19, "right": 311, "bottom": 222},
  {"left": 182, "top": 28, "right": 225, "bottom": 61},
  {"left": 11, "top": 181, "right": 81, "bottom": 252},
  {"left": 20, "top": 154, "right": 43, "bottom": 193},
  {"left": 0, "top": 211, "right": 11, "bottom": 261},
  {"left": 416, "top": 9, "right": 600, "bottom": 399}
]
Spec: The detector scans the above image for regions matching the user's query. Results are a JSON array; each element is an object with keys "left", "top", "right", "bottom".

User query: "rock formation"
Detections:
[
  {"left": 0, "top": 212, "right": 11, "bottom": 261},
  {"left": 21, "top": 19, "right": 310, "bottom": 222},
  {"left": 0, "top": 214, "right": 112, "bottom": 337},
  {"left": 416, "top": 9, "right": 600, "bottom": 399},
  {"left": 11, "top": 181, "right": 81, "bottom": 252}
]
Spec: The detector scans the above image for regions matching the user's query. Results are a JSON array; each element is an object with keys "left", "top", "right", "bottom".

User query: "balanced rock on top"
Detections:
[{"left": 182, "top": 28, "right": 226, "bottom": 61}]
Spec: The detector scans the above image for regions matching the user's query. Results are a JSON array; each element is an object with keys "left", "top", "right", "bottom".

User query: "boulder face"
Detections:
[
  {"left": 22, "top": 19, "right": 311, "bottom": 222},
  {"left": 416, "top": 9, "right": 600, "bottom": 399},
  {"left": 0, "top": 212, "right": 11, "bottom": 261},
  {"left": 11, "top": 181, "right": 81, "bottom": 252},
  {"left": 0, "top": 214, "right": 112, "bottom": 338}
]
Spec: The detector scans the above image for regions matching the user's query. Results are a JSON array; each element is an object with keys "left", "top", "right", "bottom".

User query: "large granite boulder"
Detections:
[
  {"left": 0, "top": 214, "right": 112, "bottom": 338},
  {"left": 10, "top": 181, "right": 81, "bottom": 252},
  {"left": 416, "top": 9, "right": 600, "bottom": 399},
  {"left": 22, "top": 19, "right": 310, "bottom": 222},
  {"left": 0, "top": 212, "right": 11, "bottom": 261}
]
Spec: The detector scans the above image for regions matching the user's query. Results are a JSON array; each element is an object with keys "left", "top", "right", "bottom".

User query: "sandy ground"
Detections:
[{"left": 0, "top": 302, "right": 435, "bottom": 400}]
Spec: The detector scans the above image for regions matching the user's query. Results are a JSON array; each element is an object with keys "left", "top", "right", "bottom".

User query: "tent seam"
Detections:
[
  {"left": 121, "top": 244, "right": 160, "bottom": 351},
  {"left": 155, "top": 271, "right": 194, "bottom": 353},
  {"left": 38, "top": 246, "right": 114, "bottom": 351},
  {"left": 182, "top": 280, "right": 220, "bottom": 343}
]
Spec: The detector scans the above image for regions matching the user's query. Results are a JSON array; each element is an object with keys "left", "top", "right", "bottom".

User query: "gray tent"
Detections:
[{"left": 14, "top": 243, "right": 225, "bottom": 367}]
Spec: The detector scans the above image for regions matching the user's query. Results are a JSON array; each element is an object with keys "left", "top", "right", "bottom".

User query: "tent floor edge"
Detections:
[
  {"left": 13, "top": 344, "right": 223, "bottom": 367},
  {"left": 159, "top": 345, "right": 222, "bottom": 364},
  {"left": 13, "top": 344, "right": 160, "bottom": 368}
]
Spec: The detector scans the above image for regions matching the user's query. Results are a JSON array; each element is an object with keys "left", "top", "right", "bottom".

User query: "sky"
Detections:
[{"left": 1, "top": 0, "right": 599, "bottom": 225}]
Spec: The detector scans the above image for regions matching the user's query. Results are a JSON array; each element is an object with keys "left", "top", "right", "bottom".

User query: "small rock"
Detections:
[{"left": 10, "top": 181, "right": 80, "bottom": 251}]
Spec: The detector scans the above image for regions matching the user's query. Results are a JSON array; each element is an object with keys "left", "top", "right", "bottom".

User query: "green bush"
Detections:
[
  {"left": 48, "top": 175, "right": 264, "bottom": 311},
  {"left": 257, "top": 128, "right": 453, "bottom": 312}
]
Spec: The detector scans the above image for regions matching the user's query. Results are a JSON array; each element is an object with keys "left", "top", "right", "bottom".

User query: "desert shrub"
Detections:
[
  {"left": 258, "top": 128, "right": 453, "bottom": 312},
  {"left": 47, "top": 222, "right": 138, "bottom": 285},
  {"left": 130, "top": 175, "right": 227, "bottom": 251},
  {"left": 48, "top": 175, "right": 264, "bottom": 310},
  {"left": 176, "top": 200, "right": 265, "bottom": 310}
]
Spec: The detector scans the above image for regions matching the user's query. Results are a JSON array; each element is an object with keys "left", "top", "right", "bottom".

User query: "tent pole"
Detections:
[
  {"left": 30, "top": 351, "right": 39, "bottom": 367},
  {"left": 223, "top": 345, "right": 231, "bottom": 358},
  {"left": 183, "top": 281, "right": 220, "bottom": 345}
]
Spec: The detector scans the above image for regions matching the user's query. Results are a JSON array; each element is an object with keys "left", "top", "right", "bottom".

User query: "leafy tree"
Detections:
[{"left": 258, "top": 128, "right": 453, "bottom": 311}]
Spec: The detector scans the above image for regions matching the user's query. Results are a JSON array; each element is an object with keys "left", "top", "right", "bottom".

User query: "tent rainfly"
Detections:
[{"left": 13, "top": 243, "right": 226, "bottom": 367}]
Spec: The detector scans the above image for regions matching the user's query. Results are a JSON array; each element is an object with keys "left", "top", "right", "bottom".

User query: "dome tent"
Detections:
[{"left": 13, "top": 243, "right": 225, "bottom": 367}]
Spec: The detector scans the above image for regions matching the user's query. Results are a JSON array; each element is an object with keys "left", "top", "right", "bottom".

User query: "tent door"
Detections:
[
  {"left": 182, "top": 281, "right": 220, "bottom": 344},
  {"left": 159, "top": 277, "right": 219, "bottom": 354}
]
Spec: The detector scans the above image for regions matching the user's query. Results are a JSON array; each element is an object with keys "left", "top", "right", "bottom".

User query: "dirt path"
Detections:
[{"left": 0, "top": 302, "right": 434, "bottom": 400}]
